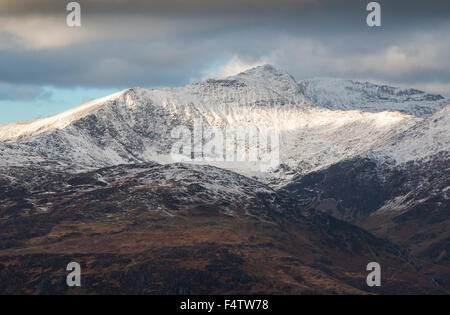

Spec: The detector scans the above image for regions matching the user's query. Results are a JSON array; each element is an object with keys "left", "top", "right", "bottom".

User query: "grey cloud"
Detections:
[
  {"left": 0, "top": 0, "right": 319, "bottom": 17},
  {"left": 0, "top": 0, "right": 449, "bottom": 95},
  {"left": 0, "top": 39, "right": 214, "bottom": 88},
  {"left": 1, "top": 0, "right": 449, "bottom": 21},
  {"left": 2, "top": 23, "right": 449, "bottom": 89}
]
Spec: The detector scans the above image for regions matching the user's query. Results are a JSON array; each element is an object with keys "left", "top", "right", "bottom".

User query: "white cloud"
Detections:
[
  {"left": 205, "top": 57, "right": 270, "bottom": 79},
  {"left": 0, "top": 15, "right": 96, "bottom": 50},
  {"left": 0, "top": 14, "right": 234, "bottom": 50}
]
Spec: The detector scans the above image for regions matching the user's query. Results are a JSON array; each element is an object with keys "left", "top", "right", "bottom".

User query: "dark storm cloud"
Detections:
[
  {"left": 0, "top": 0, "right": 449, "bottom": 94},
  {"left": 1, "top": 0, "right": 449, "bottom": 29},
  {"left": 0, "top": 0, "right": 344, "bottom": 16},
  {"left": 1, "top": 0, "right": 449, "bottom": 16}
]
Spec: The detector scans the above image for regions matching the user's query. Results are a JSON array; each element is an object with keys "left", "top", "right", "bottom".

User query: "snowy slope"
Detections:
[
  {"left": 0, "top": 142, "right": 44, "bottom": 166},
  {"left": 372, "top": 104, "right": 450, "bottom": 164},
  {"left": 0, "top": 91, "right": 126, "bottom": 142},
  {"left": 299, "top": 78, "right": 448, "bottom": 117}
]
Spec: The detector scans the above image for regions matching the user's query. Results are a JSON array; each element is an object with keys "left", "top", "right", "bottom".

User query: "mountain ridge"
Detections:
[
  {"left": 2, "top": 65, "right": 447, "bottom": 141},
  {"left": 2, "top": 65, "right": 446, "bottom": 186}
]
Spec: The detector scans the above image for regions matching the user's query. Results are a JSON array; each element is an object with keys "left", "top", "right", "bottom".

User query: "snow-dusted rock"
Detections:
[{"left": 299, "top": 77, "right": 448, "bottom": 118}]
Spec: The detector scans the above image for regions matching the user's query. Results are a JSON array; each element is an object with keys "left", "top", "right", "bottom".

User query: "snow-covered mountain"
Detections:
[
  {"left": 299, "top": 77, "right": 448, "bottom": 117},
  {"left": 3, "top": 65, "right": 444, "bottom": 186}
]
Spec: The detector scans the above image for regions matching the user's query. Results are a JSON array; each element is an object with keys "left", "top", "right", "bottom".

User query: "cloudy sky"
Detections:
[{"left": 0, "top": 0, "right": 449, "bottom": 124}]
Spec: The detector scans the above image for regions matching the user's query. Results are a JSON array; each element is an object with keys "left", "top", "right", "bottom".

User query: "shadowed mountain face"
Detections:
[
  {"left": 0, "top": 66, "right": 448, "bottom": 295},
  {"left": 0, "top": 163, "right": 440, "bottom": 294},
  {"left": 280, "top": 153, "right": 450, "bottom": 290}
]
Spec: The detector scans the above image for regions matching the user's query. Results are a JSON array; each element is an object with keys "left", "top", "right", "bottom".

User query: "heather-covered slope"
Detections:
[{"left": 0, "top": 162, "right": 439, "bottom": 294}]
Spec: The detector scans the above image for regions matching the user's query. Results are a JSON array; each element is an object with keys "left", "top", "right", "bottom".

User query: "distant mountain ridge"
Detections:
[
  {"left": 299, "top": 77, "right": 447, "bottom": 118},
  {"left": 1, "top": 65, "right": 447, "bottom": 186}
]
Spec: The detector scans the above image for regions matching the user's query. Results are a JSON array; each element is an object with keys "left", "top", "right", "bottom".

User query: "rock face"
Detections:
[{"left": 0, "top": 65, "right": 449, "bottom": 294}]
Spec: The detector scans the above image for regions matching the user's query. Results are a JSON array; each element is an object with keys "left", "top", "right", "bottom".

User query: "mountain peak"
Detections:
[
  {"left": 221, "top": 64, "right": 300, "bottom": 96},
  {"left": 231, "top": 64, "right": 293, "bottom": 81}
]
